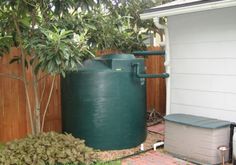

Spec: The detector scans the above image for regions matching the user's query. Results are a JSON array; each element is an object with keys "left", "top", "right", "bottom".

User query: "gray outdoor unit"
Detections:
[{"left": 164, "top": 114, "right": 231, "bottom": 165}]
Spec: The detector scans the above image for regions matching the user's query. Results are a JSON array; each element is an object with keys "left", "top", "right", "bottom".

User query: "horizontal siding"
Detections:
[
  {"left": 171, "top": 89, "right": 236, "bottom": 111},
  {"left": 172, "top": 74, "right": 236, "bottom": 93},
  {"left": 171, "top": 41, "right": 236, "bottom": 59},
  {"left": 171, "top": 104, "right": 236, "bottom": 122},
  {"left": 169, "top": 7, "right": 236, "bottom": 44},
  {"left": 171, "top": 59, "right": 236, "bottom": 75},
  {"left": 168, "top": 6, "right": 236, "bottom": 122}
]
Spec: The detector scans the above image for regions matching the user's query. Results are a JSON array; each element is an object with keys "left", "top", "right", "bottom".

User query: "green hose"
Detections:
[{"left": 133, "top": 51, "right": 165, "bottom": 56}]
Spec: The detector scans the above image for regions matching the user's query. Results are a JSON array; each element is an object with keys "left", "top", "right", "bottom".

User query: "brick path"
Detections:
[
  {"left": 147, "top": 123, "right": 165, "bottom": 134},
  {"left": 122, "top": 123, "right": 195, "bottom": 165},
  {"left": 122, "top": 150, "right": 195, "bottom": 165},
  {"left": 121, "top": 123, "right": 231, "bottom": 165}
]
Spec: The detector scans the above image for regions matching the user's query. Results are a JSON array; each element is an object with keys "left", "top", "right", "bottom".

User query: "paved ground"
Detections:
[
  {"left": 147, "top": 123, "right": 165, "bottom": 134},
  {"left": 122, "top": 123, "right": 194, "bottom": 165},
  {"left": 121, "top": 150, "right": 194, "bottom": 165},
  {"left": 121, "top": 123, "right": 232, "bottom": 165}
]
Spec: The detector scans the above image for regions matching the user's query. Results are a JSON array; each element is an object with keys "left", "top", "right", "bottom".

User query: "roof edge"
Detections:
[
  {"left": 140, "top": 0, "right": 236, "bottom": 19},
  {"left": 143, "top": 0, "right": 223, "bottom": 14}
]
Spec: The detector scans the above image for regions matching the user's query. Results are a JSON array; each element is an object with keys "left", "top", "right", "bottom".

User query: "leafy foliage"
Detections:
[
  {"left": 85, "top": 8, "right": 146, "bottom": 53},
  {"left": 27, "top": 27, "right": 92, "bottom": 76},
  {"left": 0, "top": 0, "right": 169, "bottom": 135},
  {"left": 0, "top": 132, "right": 99, "bottom": 165},
  {"left": 0, "top": 0, "right": 168, "bottom": 70},
  {"left": 84, "top": 0, "right": 170, "bottom": 53},
  {"left": 84, "top": 1, "right": 147, "bottom": 53},
  {"left": 0, "top": 0, "right": 94, "bottom": 76},
  {"left": 0, "top": 143, "right": 4, "bottom": 151},
  {"left": 0, "top": 0, "right": 96, "bottom": 134},
  {"left": 0, "top": 36, "right": 14, "bottom": 56},
  {"left": 94, "top": 161, "right": 121, "bottom": 165}
]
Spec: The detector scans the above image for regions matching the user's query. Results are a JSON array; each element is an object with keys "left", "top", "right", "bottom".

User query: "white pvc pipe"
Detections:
[
  {"left": 140, "top": 143, "right": 144, "bottom": 151},
  {"left": 153, "top": 141, "right": 164, "bottom": 151},
  {"left": 153, "top": 17, "right": 171, "bottom": 115}
]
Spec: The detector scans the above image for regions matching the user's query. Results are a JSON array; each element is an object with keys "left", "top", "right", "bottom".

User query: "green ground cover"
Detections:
[
  {"left": 94, "top": 161, "right": 121, "bottom": 165},
  {"left": 0, "top": 143, "right": 4, "bottom": 150}
]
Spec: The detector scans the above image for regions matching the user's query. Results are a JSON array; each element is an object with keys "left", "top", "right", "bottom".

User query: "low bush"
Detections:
[
  {"left": 0, "top": 143, "right": 4, "bottom": 150},
  {"left": 94, "top": 161, "right": 121, "bottom": 165},
  {"left": 0, "top": 132, "right": 98, "bottom": 165}
]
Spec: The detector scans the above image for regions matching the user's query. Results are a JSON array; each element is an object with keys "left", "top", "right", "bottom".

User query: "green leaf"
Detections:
[
  {"left": 55, "top": 58, "right": 61, "bottom": 65},
  {"left": 19, "top": 17, "right": 30, "bottom": 27},
  {"left": 61, "top": 71, "right": 65, "bottom": 78}
]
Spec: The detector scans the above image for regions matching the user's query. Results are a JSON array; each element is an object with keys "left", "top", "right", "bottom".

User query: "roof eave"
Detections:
[{"left": 140, "top": 0, "right": 236, "bottom": 20}]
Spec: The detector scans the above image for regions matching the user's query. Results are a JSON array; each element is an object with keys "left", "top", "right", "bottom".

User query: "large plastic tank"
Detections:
[{"left": 61, "top": 54, "right": 147, "bottom": 150}]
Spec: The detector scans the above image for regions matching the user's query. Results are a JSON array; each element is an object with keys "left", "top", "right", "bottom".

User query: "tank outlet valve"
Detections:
[
  {"left": 140, "top": 144, "right": 144, "bottom": 151},
  {"left": 153, "top": 141, "right": 164, "bottom": 151}
]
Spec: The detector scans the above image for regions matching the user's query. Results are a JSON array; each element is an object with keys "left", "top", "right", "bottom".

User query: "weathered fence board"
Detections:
[
  {"left": 145, "top": 47, "right": 166, "bottom": 115},
  {"left": 0, "top": 46, "right": 166, "bottom": 142},
  {"left": 0, "top": 48, "right": 61, "bottom": 142}
]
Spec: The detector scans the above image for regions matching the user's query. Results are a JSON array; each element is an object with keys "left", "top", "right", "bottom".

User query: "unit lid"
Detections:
[
  {"left": 101, "top": 54, "right": 135, "bottom": 60},
  {"left": 164, "top": 114, "right": 231, "bottom": 129}
]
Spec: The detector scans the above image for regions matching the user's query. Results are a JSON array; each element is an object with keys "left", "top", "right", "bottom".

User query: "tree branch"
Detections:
[
  {"left": 37, "top": 73, "right": 49, "bottom": 82},
  {"left": 13, "top": 13, "right": 35, "bottom": 135},
  {"left": 41, "top": 75, "right": 56, "bottom": 132},
  {"left": 40, "top": 78, "right": 46, "bottom": 105},
  {"left": 33, "top": 70, "right": 41, "bottom": 134}
]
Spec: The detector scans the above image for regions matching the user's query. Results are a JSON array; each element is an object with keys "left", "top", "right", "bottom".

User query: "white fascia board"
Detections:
[{"left": 140, "top": 0, "right": 236, "bottom": 20}]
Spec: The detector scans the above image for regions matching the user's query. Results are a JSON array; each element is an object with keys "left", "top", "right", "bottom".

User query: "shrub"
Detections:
[
  {"left": 0, "top": 143, "right": 4, "bottom": 150},
  {"left": 94, "top": 161, "right": 121, "bottom": 165},
  {"left": 0, "top": 132, "right": 98, "bottom": 165}
]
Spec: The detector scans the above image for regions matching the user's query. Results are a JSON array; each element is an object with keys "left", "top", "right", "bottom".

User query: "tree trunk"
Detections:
[
  {"left": 33, "top": 73, "right": 41, "bottom": 134},
  {"left": 13, "top": 15, "right": 35, "bottom": 135},
  {"left": 41, "top": 75, "right": 56, "bottom": 132}
]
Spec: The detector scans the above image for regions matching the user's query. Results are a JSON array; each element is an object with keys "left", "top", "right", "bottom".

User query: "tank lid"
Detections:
[
  {"left": 101, "top": 54, "right": 135, "bottom": 60},
  {"left": 164, "top": 114, "right": 231, "bottom": 129}
]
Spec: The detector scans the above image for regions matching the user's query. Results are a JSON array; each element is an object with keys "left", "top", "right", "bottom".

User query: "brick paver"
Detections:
[
  {"left": 122, "top": 123, "right": 194, "bottom": 165},
  {"left": 147, "top": 123, "right": 165, "bottom": 134},
  {"left": 122, "top": 150, "right": 195, "bottom": 165}
]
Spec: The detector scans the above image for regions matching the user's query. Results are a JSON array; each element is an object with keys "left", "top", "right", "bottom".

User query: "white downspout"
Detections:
[{"left": 153, "top": 17, "right": 171, "bottom": 115}]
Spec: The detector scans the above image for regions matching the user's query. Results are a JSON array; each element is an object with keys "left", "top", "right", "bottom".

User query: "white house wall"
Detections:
[{"left": 168, "top": 6, "right": 236, "bottom": 122}]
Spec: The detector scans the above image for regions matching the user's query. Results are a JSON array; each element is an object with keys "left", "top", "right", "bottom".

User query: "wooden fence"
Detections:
[
  {"left": 145, "top": 47, "right": 166, "bottom": 115},
  {"left": 0, "top": 48, "right": 61, "bottom": 142},
  {"left": 0, "top": 47, "right": 166, "bottom": 142}
]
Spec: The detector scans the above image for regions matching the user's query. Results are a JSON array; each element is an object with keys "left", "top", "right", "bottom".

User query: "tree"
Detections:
[
  {"left": 85, "top": 0, "right": 168, "bottom": 53},
  {"left": 106, "top": 0, "right": 168, "bottom": 42},
  {"left": 0, "top": 0, "right": 168, "bottom": 136},
  {"left": 0, "top": 0, "right": 93, "bottom": 135}
]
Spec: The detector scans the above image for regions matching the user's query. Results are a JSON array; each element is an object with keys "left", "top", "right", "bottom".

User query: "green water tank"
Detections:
[{"left": 61, "top": 54, "right": 147, "bottom": 150}]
